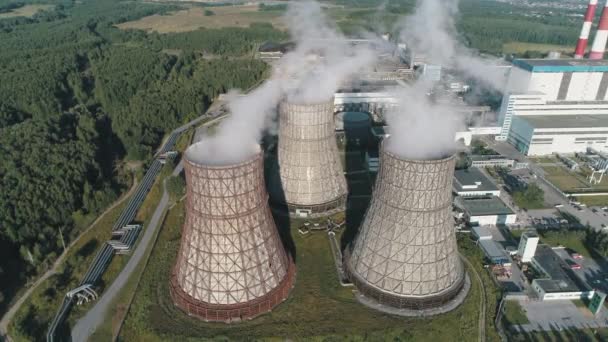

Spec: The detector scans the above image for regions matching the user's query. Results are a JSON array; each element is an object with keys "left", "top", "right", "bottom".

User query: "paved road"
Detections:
[
  {"left": 70, "top": 113, "right": 226, "bottom": 341},
  {"left": 0, "top": 178, "right": 138, "bottom": 339},
  {"left": 515, "top": 299, "right": 608, "bottom": 332},
  {"left": 71, "top": 175, "right": 171, "bottom": 341}
]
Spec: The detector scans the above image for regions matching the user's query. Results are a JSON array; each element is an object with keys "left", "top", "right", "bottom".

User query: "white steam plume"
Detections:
[
  {"left": 384, "top": 84, "right": 464, "bottom": 160},
  {"left": 192, "top": 0, "right": 378, "bottom": 165},
  {"left": 398, "top": 0, "right": 506, "bottom": 90}
]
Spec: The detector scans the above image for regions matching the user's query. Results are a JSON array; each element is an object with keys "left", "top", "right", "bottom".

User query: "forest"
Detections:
[
  {"left": 0, "top": 0, "right": 273, "bottom": 313},
  {"left": 0, "top": 0, "right": 585, "bottom": 317}
]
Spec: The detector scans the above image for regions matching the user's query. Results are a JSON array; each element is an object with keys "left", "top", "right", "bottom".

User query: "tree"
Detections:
[
  {"left": 167, "top": 175, "right": 185, "bottom": 200},
  {"left": 512, "top": 183, "right": 545, "bottom": 209}
]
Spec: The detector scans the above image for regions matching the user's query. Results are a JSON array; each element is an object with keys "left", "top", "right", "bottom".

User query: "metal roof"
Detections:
[
  {"left": 517, "top": 114, "right": 608, "bottom": 129},
  {"left": 454, "top": 168, "right": 500, "bottom": 193},
  {"left": 513, "top": 59, "right": 608, "bottom": 73},
  {"left": 461, "top": 196, "right": 514, "bottom": 216},
  {"left": 479, "top": 239, "right": 510, "bottom": 262}
]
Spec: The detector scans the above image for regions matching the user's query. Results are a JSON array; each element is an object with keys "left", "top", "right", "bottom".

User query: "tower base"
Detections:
[
  {"left": 352, "top": 273, "right": 471, "bottom": 317},
  {"left": 170, "top": 260, "right": 296, "bottom": 323},
  {"left": 272, "top": 195, "right": 347, "bottom": 219}
]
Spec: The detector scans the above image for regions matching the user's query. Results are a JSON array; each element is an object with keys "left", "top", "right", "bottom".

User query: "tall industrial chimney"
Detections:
[
  {"left": 590, "top": 1, "right": 608, "bottom": 59},
  {"left": 346, "top": 143, "right": 466, "bottom": 311},
  {"left": 273, "top": 98, "right": 348, "bottom": 218},
  {"left": 575, "top": 0, "right": 598, "bottom": 59},
  {"left": 170, "top": 143, "right": 295, "bottom": 322}
]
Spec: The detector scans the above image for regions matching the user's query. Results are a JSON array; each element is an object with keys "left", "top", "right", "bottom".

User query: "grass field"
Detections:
[
  {"left": 119, "top": 202, "right": 498, "bottom": 341},
  {"left": 542, "top": 165, "right": 590, "bottom": 192},
  {"left": 503, "top": 301, "right": 529, "bottom": 325},
  {"left": 116, "top": 5, "right": 285, "bottom": 33},
  {"left": 579, "top": 196, "right": 608, "bottom": 207},
  {"left": 502, "top": 42, "right": 572, "bottom": 54},
  {"left": 0, "top": 4, "right": 54, "bottom": 18}
]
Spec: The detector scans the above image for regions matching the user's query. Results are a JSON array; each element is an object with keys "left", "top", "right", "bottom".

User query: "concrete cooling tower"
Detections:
[
  {"left": 274, "top": 98, "right": 348, "bottom": 217},
  {"left": 170, "top": 143, "right": 295, "bottom": 322},
  {"left": 346, "top": 144, "right": 466, "bottom": 312}
]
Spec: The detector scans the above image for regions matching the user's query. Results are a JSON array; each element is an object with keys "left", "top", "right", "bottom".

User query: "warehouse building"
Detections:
[
  {"left": 460, "top": 197, "right": 516, "bottom": 226},
  {"left": 453, "top": 168, "right": 501, "bottom": 197},
  {"left": 531, "top": 245, "right": 593, "bottom": 301}
]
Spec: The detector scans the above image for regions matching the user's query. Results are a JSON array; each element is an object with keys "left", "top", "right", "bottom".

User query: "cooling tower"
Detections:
[
  {"left": 273, "top": 98, "right": 348, "bottom": 217},
  {"left": 170, "top": 143, "right": 295, "bottom": 322},
  {"left": 346, "top": 144, "right": 466, "bottom": 311}
]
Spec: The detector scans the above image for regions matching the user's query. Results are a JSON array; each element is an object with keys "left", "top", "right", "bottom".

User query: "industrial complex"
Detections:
[{"left": 41, "top": 1, "right": 608, "bottom": 340}]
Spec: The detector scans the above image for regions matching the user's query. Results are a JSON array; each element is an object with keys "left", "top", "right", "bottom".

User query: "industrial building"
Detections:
[
  {"left": 347, "top": 145, "right": 466, "bottom": 312},
  {"left": 470, "top": 155, "right": 516, "bottom": 168},
  {"left": 453, "top": 168, "right": 501, "bottom": 197},
  {"left": 517, "top": 231, "right": 540, "bottom": 263},
  {"left": 531, "top": 245, "right": 593, "bottom": 301},
  {"left": 509, "top": 114, "right": 608, "bottom": 156},
  {"left": 471, "top": 227, "right": 511, "bottom": 266},
  {"left": 459, "top": 197, "right": 516, "bottom": 226},
  {"left": 170, "top": 144, "right": 295, "bottom": 322},
  {"left": 273, "top": 99, "right": 348, "bottom": 218},
  {"left": 498, "top": 59, "right": 608, "bottom": 156}
]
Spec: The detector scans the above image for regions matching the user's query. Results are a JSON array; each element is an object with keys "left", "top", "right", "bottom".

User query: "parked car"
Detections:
[
  {"left": 566, "top": 259, "right": 582, "bottom": 270},
  {"left": 571, "top": 253, "right": 584, "bottom": 260}
]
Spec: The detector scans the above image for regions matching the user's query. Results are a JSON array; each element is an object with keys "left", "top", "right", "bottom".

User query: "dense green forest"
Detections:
[{"left": 0, "top": 0, "right": 274, "bottom": 314}]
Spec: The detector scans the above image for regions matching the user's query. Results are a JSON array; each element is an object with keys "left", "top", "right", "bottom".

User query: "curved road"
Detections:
[
  {"left": 71, "top": 114, "right": 225, "bottom": 341},
  {"left": 0, "top": 178, "right": 138, "bottom": 339}
]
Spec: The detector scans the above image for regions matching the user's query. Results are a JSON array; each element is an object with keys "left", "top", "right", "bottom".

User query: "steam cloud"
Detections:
[
  {"left": 192, "top": 0, "right": 377, "bottom": 165},
  {"left": 384, "top": 85, "right": 464, "bottom": 160},
  {"left": 398, "top": 0, "right": 506, "bottom": 90},
  {"left": 385, "top": 0, "right": 505, "bottom": 160}
]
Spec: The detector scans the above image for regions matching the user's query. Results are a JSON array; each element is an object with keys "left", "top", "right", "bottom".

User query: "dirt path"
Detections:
[{"left": 0, "top": 177, "right": 138, "bottom": 337}]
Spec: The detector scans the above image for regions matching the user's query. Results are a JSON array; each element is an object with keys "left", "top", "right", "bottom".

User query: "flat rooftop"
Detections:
[
  {"left": 454, "top": 168, "right": 500, "bottom": 193},
  {"left": 533, "top": 245, "right": 591, "bottom": 293},
  {"left": 517, "top": 114, "right": 608, "bottom": 129},
  {"left": 479, "top": 239, "right": 510, "bottom": 261},
  {"left": 461, "top": 196, "right": 514, "bottom": 216},
  {"left": 472, "top": 226, "right": 493, "bottom": 239},
  {"left": 470, "top": 155, "right": 513, "bottom": 161},
  {"left": 513, "top": 59, "right": 608, "bottom": 73}
]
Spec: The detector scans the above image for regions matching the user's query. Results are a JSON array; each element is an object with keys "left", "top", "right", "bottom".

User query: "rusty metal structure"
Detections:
[
  {"left": 170, "top": 143, "right": 295, "bottom": 322},
  {"left": 346, "top": 144, "right": 465, "bottom": 311},
  {"left": 274, "top": 98, "right": 348, "bottom": 217}
]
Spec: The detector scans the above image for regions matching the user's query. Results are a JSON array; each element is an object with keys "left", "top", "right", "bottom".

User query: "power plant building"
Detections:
[
  {"left": 170, "top": 144, "right": 295, "bottom": 322},
  {"left": 274, "top": 99, "right": 348, "bottom": 217},
  {"left": 498, "top": 59, "right": 608, "bottom": 156},
  {"left": 346, "top": 145, "right": 466, "bottom": 311}
]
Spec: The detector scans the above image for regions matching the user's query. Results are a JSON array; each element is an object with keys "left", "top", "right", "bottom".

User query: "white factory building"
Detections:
[
  {"left": 498, "top": 59, "right": 608, "bottom": 156},
  {"left": 517, "top": 231, "right": 539, "bottom": 263}
]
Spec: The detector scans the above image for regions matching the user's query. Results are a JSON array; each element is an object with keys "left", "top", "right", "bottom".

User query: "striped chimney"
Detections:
[
  {"left": 590, "top": 0, "right": 608, "bottom": 59},
  {"left": 575, "top": 0, "right": 598, "bottom": 59}
]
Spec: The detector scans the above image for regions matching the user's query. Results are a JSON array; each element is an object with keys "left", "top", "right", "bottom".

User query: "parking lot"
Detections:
[{"left": 515, "top": 299, "right": 608, "bottom": 332}]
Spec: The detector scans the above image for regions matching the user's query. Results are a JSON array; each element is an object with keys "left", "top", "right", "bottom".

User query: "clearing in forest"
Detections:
[
  {"left": 0, "top": 4, "right": 54, "bottom": 18},
  {"left": 116, "top": 5, "right": 285, "bottom": 33}
]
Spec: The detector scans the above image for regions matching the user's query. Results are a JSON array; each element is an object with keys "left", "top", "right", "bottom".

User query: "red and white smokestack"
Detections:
[
  {"left": 590, "top": 1, "right": 608, "bottom": 59},
  {"left": 575, "top": 0, "right": 598, "bottom": 59}
]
